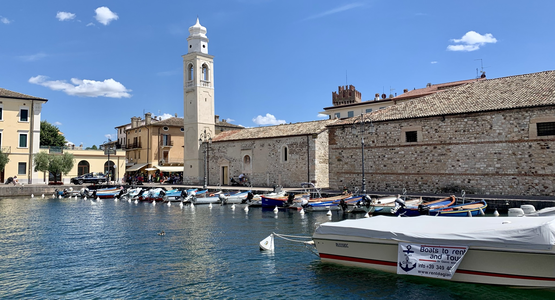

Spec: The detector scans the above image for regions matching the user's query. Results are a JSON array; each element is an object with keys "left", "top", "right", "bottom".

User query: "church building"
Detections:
[{"left": 181, "top": 19, "right": 335, "bottom": 188}]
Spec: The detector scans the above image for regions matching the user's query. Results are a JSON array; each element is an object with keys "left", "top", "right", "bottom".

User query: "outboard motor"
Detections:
[
  {"left": 339, "top": 198, "right": 348, "bottom": 211},
  {"left": 418, "top": 204, "right": 430, "bottom": 215},
  {"left": 219, "top": 193, "right": 227, "bottom": 205},
  {"left": 286, "top": 193, "right": 295, "bottom": 207},
  {"left": 181, "top": 190, "right": 188, "bottom": 199},
  {"left": 362, "top": 195, "right": 372, "bottom": 207},
  {"left": 391, "top": 197, "right": 406, "bottom": 215}
]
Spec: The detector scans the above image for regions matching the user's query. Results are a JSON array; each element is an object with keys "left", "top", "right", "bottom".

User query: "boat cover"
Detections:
[{"left": 313, "top": 216, "right": 555, "bottom": 250}]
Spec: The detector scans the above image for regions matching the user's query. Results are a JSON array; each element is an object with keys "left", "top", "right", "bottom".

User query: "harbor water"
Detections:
[{"left": 0, "top": 197, "right": 554, "bottom": 299}]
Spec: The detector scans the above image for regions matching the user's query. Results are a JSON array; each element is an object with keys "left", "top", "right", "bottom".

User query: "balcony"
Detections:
[
  {"left": 125, "top": 142, "right": 142, "bottom": 149},
  {"left": 160, "top": 140, "right": 174, "bottom": 147}
]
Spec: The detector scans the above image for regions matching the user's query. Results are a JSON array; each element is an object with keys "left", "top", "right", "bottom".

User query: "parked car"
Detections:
[{"left": 71, "top": 172, "right": 107, "bottom": 185}]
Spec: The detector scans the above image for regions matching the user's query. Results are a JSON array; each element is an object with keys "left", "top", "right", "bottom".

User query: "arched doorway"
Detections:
[{"left": 78, "top": 160, "right": 90, "bottom": 176}]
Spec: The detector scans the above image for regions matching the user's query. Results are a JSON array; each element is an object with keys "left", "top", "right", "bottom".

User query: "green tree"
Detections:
[
  {"left": 0, "top": 150, "right": 9, "bottom": 172},
  {"left": 85, "top": 145, "right": 98, "bottom": 150},
  {"left": 34, "top": 151, "right": 74, "bottom": 183},
  {"left": 40, "top": 120, "right": 66, "bottom": 147}
]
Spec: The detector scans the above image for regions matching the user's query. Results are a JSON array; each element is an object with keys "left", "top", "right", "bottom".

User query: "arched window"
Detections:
[
  {"left": 104, "top": 161, "right": 115, "bottom": 180},
  {"left": 78, "top": 160, "right": 90, "bottom": 176},
  {"left": 187, "top": 63, "right": 194, "bottom": 81},
  {"left": 202, "top": 63, "right": 209, "bottom": 81}
]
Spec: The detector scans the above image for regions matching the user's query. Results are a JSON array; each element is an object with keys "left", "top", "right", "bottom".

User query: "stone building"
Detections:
[
  {"left": 327, "top": 70, "right": 555, "bottom": 196},
  {"left": 209, "top": 119, "right": 337, "bottom": 187},
  {"left": 320, "top": 77, "right": 485, "bottom": 120}
]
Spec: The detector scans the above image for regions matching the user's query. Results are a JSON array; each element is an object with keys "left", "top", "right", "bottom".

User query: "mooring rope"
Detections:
[{"left": 273, "top": 232, "right": 314, "bottom": 245}]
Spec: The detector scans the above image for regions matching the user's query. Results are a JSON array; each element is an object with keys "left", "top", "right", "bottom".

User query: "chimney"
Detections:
[
  {"left": 374, "top": 93, "right": 380, "bottom": 100},
  {"left": 403, "top": 89, "right": 408, "bottom": 93},
  {"left": 426, "top": 83, "right": 432, "bottom": 87},
  {"left": 175, "top": 113, "right": 178, "bottom": 117},
  {"left": 131, "top": 117, "right": 139, "bottom": 128},
  {"left": 145, "top": 112, "right": 152, "bottom": 125},
  {"left": 215, "top": 115, "right": 220, "bottom": 123}
]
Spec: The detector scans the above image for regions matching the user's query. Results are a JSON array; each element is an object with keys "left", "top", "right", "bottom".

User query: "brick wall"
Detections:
[{"left": 329, "top": 107, "right": 555, "bottom": 196}]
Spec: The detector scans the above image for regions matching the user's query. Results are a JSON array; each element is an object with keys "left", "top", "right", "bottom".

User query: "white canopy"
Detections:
[
  {"left": 154, "top": 165, "right": 184, "bottom": 172},
  {"left": 314, "top": 215, "right": 555, "bottom": 251},
  {"left": 126, "top": 163, "right": 148, "bottom": 172}
]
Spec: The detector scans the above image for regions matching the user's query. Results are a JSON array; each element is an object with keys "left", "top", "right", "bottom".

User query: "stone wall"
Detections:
[
  {"left": 207, "top": 133, "right": 330, "bottom": 188},
  {"left": 328, "top": 107, "right": 555, "bottom": 196}
]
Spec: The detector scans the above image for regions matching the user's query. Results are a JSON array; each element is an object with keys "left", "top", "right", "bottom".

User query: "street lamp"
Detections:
[
  {"left": 198, "top": 129, "right": 212, "bottom": 189},
  {"left": 104, "top": 140, "right": 115, "bottom": 184},
  {"left": 351, "top": 113, "right": 374, "bottom": 195}
]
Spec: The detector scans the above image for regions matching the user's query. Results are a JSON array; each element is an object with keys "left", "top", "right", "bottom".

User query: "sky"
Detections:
[{"left": 1, "top": 0, "right": 555, "bottom": 147}]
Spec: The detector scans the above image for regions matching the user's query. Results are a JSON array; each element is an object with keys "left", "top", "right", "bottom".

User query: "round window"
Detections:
[
  {"left": 180, "top": 127, "right": 184, "bottom": 132},
  {"left": 163, "top": 126, "right": 169, "bottom": 131}
]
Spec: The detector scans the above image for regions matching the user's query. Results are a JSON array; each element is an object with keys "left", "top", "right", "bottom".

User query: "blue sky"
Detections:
[{"left": 1, "top": 1, "right": 555, "bottom": 147}]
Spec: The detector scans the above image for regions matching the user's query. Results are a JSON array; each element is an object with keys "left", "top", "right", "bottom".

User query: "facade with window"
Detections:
[
  {"left": 208, "top": 119, "right": 337, "bottom": 187},
  {"left": 0, "top": 88, "right": 47, "bottom": 184},
  {"left": 327, "top": 70, "right": 555, "bottom": 196}
]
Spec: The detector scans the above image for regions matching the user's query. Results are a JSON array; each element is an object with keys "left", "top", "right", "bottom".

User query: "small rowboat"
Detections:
[{"left": 429, "top": 199, "right": 487, "bottom": 217}]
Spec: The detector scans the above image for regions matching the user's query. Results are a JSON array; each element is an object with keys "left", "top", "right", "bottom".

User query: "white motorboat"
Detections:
[{"left": 312, "top": 215, "right": 555, "bottom": 287}]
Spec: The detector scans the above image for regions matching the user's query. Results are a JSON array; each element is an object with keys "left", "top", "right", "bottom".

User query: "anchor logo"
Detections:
[{"left": 399, "top": 245, "right": 417, "bottom": 272}]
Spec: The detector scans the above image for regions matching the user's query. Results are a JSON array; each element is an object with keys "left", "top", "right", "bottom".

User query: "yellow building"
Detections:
[
  {"left": 0, "top": 88, "right": 47, "bottom": 184},
  {"left": 33, "top": 147, "right": 127, "bottom": 184},
  {"left": 123, "top": 113, "right": 185, "bottom": 177}
]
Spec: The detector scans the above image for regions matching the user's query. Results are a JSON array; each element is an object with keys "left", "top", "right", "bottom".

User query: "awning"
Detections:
[
  {"left": 153, "top": 165, "right": 184, "bottom": 172},
  {"left": 145, "top": 167, "right": 157, "bottom": 171},
  {"left": 126, "top": 163, "right": 149, "bottom": 172}
]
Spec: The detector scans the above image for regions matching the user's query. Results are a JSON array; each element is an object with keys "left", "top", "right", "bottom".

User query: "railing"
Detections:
[
  {"left": 186, "top": 81, "right": 195, "bottom": 88},
  {"left": 1, "top": 146, "right": 10, "bottom": 154},
  {"left": 160, "top": 140, "right": 174, "bottom": 147},
  {"left": 201, "top": 80, "right": 211, "bottom": 87},
  {"left": 124, "top": 142, "right": 142, "bottom": 149}
]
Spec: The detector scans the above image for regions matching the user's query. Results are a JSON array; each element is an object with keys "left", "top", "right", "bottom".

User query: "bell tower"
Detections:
[{"left": 182, "top": 18, "right": 215, "bottom": 184}]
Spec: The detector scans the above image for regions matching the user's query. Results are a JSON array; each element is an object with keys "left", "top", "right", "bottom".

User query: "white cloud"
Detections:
[
  {"left": 225, "top": 118, "right": 235, "bottom": 122},
  {"left": 86, "top": 22, "right": 95, "bottom": 27},
  {"left": 29, "top": 75, "right": 132, "bottom": 98},
  {"left": 252, "top": 113, "right": 286, "bottom": 125},
  {"left": 19, "top": 52, "right": 47, "bottom": 62},
  {"left": 156, "top": 113, "right": 174, "bottom": 120},
  {"left": 447, "top": 31, "right": 497, "bottom": 52},
  {"left": 105, "top": 134, "right": 116, "bottom": 141},
  {"left": 303, "top": 3, "right": 365, "bottom": 21},
  {"left": 54, "top": 121, "right": 62, "bottom": 126},
  {"left": 1, "top": 16, "right": 11, "bottom": 24},
  {"left": 56, "top": 11, "right": 76, "bottom": 21},
  {"left": 430, "top": 61, "right": 438, "bottom": 64},
  {"left": 317, "top": 113, "right": 329, "bottom": 118},
  {"left": 94, "top": 7, "right": 118, "bottom": 25}
]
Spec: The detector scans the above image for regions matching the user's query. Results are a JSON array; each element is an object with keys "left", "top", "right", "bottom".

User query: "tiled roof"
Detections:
[
  {"left": 393, "top": 77, "right": 485, "bottom": 101},
  {"left": 332, "top": 70, "right": 555, "bottom": 125},
  {"left": 217, "top": 121, "right": 244, "bottom": 129},
  {"left": 154, "top": 117, "right": 184, "bottom": 127},
  {"left": 0, "top": 88, "right": 48, "bottom": 101},
  {"left": 212, "top": 119, "right": 338, "bottom": 142}
]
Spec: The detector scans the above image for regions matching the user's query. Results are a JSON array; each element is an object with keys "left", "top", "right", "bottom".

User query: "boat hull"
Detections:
[{"left": 313, "top": 236, "right": 555, "bottom": 287}]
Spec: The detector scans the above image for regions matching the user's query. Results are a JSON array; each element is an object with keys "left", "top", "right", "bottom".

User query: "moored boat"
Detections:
[
  {"left": 429, "top": 199, "right": 487, "bottom": 217},
  {"left": 394, "top": 196, "right": 456, "bottom": 216},
  {"left": 312, "top": 215, "right": 555, "bottom": 287}
]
